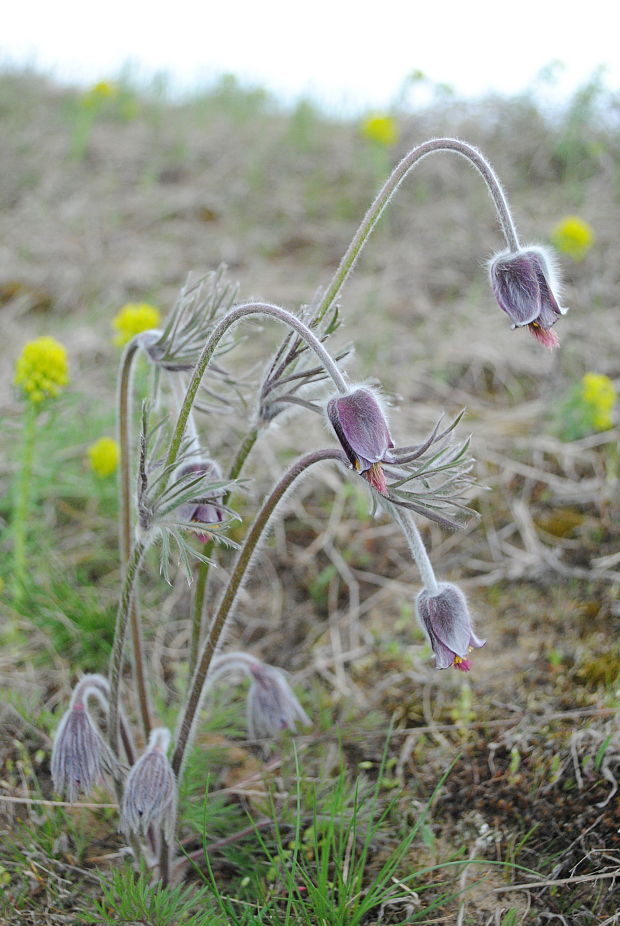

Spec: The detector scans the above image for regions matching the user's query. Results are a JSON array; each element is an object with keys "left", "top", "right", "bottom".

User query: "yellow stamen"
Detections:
[{"left": 453, "top": 655, "right": 464, "bottom": 666}]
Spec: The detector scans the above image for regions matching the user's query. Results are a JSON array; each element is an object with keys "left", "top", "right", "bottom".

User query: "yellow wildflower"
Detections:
[
  {"left": 82, "top": 80, "right": 118, "bottom": 108},
  {"left": 551, "top": 215, "right": 594, "bottom": 261},
  {"left": 14, "top": 336, "right": 69, "bottom": 405},
  {"left": 88, "top": 437, "right": 120, "bottom": 477},
  {"left": 361, "top": 114, "right": 399, "bottom": 147},
  {"left": 581, "top": 372, "right": 616, "bottom": 431},
  {"left": 112, "top": 303, "right": 161, "bottom": 347}
]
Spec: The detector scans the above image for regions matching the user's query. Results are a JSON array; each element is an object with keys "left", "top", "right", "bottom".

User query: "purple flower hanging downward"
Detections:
[
  {"left": 416, "top": 582, "right": 485, "bottom": 671},
  {"left": 489, "top": 246, "right": 568, "bottom": 350},
  {"left": 247, "top": 661, "right": 310, "bottom": 741},
  {"left": 51, "top": 677, "right": 113, "bottom": 801},
  {"left": 327, "top": 388, "right": 394, "bottom": 495},
  {"left": 121, "top": 728, "right": 176, "bottom": 840}
]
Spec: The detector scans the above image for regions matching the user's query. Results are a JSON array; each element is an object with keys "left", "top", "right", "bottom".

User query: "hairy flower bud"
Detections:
[
  {"left": 120, "top": 728, "right": 176, "bottom": 840},
  {"left": 489, "top": 246, "right": 567, "bottom": 349},
  {"left": 416, "top": 582, "right": 485, "bottom": 671},
  {"left": 247, "top": 662, "right": 310, "bottom": 741},
  {"left": 327, "top": 387, "right": 394, "bottom": 494},
  {"left": 51, "top": 678, "right": 112, "bottom": 801},
  {"left": 176, "top": 460, "right": 226, "bottom": 542}
]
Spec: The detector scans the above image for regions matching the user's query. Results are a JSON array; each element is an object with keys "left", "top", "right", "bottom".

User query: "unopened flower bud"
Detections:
[
  {"left": 416, "top": 582, "right": 485, "bottom": 671},
  {"left": 327, "top": 387, "right": 394, "bottom": 495},
  {"left": 51, "top": 679, "right": 112, "bottom": 801},
  {"left": 247, "top": 662, "right": 310, "bottom": 741},
  {"left": 489, "top": 246, "right": 567, "bottom": 349},
  {"left": 176, "top": 460, "right": 226, "bottom": 542},
  {"left": 121, "top": 728, "right": 176, "bottom": 840}
]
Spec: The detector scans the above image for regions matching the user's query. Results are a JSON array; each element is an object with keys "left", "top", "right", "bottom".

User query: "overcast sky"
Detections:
[{"left": 1, "top": 1, "right": 616, "bottom": 112}]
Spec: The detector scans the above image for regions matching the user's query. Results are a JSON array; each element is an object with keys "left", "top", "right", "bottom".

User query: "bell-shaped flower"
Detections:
[
  {"left": 247, "top": 661, "right": 311, "bottom": 741},
  {"left": 51, "top": 678, "right": 112, "bottom": 801},
  {"left": 416, "top": 582, "right": 485, "bottom": 671},
  {"left": 489, "top": 246, "right": 568, "bottom": 349},
  {"left": 327, "top": 387, "right": 394, "bottom": 494},
  {"left": 120, "top": 728, "right": 176, "bottom": 840},
  {"left": 327, "top": 397, "right": 475, "bottom": 530}
]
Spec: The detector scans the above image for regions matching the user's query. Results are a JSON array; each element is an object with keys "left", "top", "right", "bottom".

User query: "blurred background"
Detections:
[{"left": 1, "top": 3, "right": 619, "bottom": 922}]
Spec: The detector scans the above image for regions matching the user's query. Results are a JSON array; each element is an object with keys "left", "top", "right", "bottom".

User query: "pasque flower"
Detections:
[
  {"left": 327, "top": 389, "right": 475, "bottom": 529},
  {"left": 489, "top": 246, "right": 567, "bottom": 349},
  {"left": 327, "top": 387, "right": 394, "bottom": 495},
  {"left": 175, "top": 460, "right": 226, "bottom": 542},
  {"left": 51, "top": 676, "right": 113, "bottom": 801},
  {"left": 416, "top": 582, "right": 485, "bottom": 671},
  {"left": 121, "top": 728, "right": 176, "bottom": 840},
  {"left": 247, "top": 661, "right": 310, "bottom": 741}
]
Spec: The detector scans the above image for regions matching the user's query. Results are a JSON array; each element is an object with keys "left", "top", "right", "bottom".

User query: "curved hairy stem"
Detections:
[
  {"left": 314, "top": 137, "right": 520, "bottom": 323},
  {"left": 184, "top": 141, "right": 511, "bottom": 692},
  {"left": 172, "top": 449, "right": 344, "bottom": 777},
  {"left": 117, "top": 338, "right": 153, "bottom": 738},
  {"left": 383, "top": 500, "right": 439, "bottom": 595},
  {"left": 165, "top": 303, "right": 348, "bottom": 473},
  {"left": 187, "top": 426, "right": 260, "bottom": 679}
]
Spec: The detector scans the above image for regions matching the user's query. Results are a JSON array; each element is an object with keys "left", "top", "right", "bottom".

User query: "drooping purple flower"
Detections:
[
  {"left": 489, "top": 246, "right": 567, "bottom": 350},
  {"left": 51, "top": 687, "right": 111, "bottom": 801},
  {"left": 247, "top": 661, "right": 310, "bottom": 741},
  {"left": 120, "top": 728, "right": 176, "bottom": 840},
  {"left": 176, "top": 459, "right": 225, "bottom": 542},
  {"left": 415, "top": 582, "right": 485, "bottom": 671},
  {"left": 327, "top": 388, "right": 394, "bottom": 495}
]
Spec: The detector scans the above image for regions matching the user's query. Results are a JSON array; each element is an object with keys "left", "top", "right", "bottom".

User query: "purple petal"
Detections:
[
  {"left": 416, "top": 583, "right": 483, "bottom": 670},
  {"left": 327, "top": 389, "right": 393, "bottom": 471},
  {"left": 490, "top": 252, "right": 541, "bottom": 327},
  {"left": 425, "top": 628, "right": 458, "bottom": 669},
  {"left": 468, "top": 629, "right": 486, "bottom": 649},
  {"left": 425, "top": 586, "right": 471, "bottom": 656}
]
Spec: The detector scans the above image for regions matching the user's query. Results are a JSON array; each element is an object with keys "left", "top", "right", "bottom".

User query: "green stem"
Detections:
[
  {"left": 187, "top": 539, "right": 213, "bottom": 680},
  {"left": 12, "top": 403, "right": 38, "bottom": 603},
  {"left": 174, "top": 308, "right": 344, "bottom": 685},
  {"left": 117, "top": 339, "right": 153, "bottom": 739},
  {"left": 187, "top": 426, "right": 259, "bottom": 680},
  {"left": 314, "top": 137, "right": 520, "bottom": 323},
  {"left": 108, "top": 538, "right": 148, "bottom": 760},
  {"left": 183, "top": 141, "right": 512, "bottom": 717},
  {"left": 172, "top": 449, "right": 343, "bottom": 777},
  {"left": 384, "top": 501, "right": 439, "bottom": 596},
  {"left": 165, "top": 303, "right": 347, "bottom": 474}
]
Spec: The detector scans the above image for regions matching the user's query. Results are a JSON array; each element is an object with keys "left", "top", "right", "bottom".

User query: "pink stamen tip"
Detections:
[
  {"left": 529, "top": 323, "right": 560, "bottom": 350},
  {"left": 453, "top": 658, "right": 471, "bottom": 672},
  {"left": 364, "top": 462, "right": 388, "bottom": 495}
]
